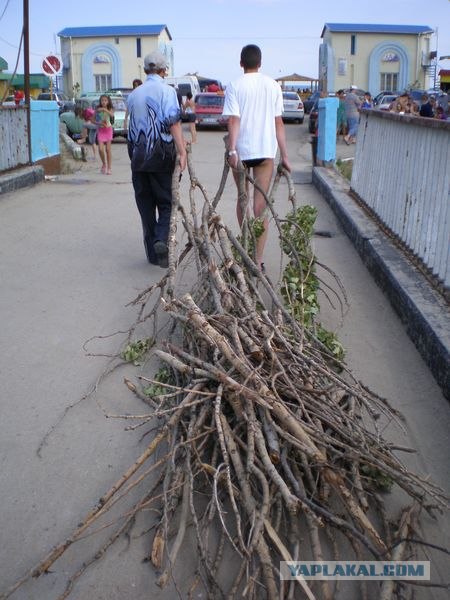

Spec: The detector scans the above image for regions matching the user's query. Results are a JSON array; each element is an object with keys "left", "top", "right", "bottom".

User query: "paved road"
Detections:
[{"left": 0, "top": 122, "right": 448, "bottom": 599}]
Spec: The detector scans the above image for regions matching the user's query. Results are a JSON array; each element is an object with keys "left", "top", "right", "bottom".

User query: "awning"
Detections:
[
  {"left": 0, "top": 73, "right": 51, "bottom": 87},
  {"left": 276, "top": 72, "right": 318, "bottom": 83}
]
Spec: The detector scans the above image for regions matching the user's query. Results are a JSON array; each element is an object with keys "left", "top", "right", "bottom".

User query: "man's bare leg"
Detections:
[
  {"left": 252, "top": 159, "right": 274, "bottom": 267},
  {"left": 232, "top": 159, "right": 273, "bottom": 268}
]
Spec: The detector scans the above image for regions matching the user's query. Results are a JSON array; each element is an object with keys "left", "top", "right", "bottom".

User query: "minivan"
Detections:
[{"left": 165, "top": 76, "right": 201, "bottom": 102}]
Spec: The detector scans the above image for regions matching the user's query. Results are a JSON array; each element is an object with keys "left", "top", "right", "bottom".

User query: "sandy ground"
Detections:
[{"left": 0, "top": 122, "right": 448, "bottom": 599}]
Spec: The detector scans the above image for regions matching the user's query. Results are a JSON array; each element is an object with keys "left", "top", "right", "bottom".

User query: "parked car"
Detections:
[
  {"left": 282, "top": 91, "right": 304, "bottom": 123},
  {"left": 303, "top": 91, "right": 321, "bottom": 114},
  {"left": 374, "top": 94, "right": 398, "bottom": 111},
  {"left": 37, "top": 92, "right": 74, "bottom": 114},
  {"left": 107, "top": 88, "right": 133, "bottom": 103},
  {"left": 194, "top": 92, "right": 228, "bottom": 129},
  {"left": 373, "top": 90, "right": 395, "bottom": 106},
  {"left": 0, "top": 95, "right": 17, "bottom": 106},
  {"left": 408, "top": 89, "right": 427, "bottom": 106},
  {"left": 343, "top": 87, "right": 366, "bottom": 99},
  {"left": 165, "top": 76, "right": 201, "bottom": 103},
  {"left": 76, "top": 95, "right": 128, "bottom": 138}
]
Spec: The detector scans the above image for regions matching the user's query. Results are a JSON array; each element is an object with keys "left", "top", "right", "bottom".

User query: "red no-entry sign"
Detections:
[{"left": 42, "top": 55, "right": 61, "bottom": 75}]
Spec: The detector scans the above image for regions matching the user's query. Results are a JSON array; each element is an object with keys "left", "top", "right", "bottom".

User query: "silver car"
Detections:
[
  {"left": 375, "top": 94, "right": 398, "bottom": 111},
  {"left": 282, "top": 91, "right": 305, "bottom": 123}
]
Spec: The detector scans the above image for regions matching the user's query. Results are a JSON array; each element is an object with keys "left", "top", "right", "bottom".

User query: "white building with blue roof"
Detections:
[
  {"left": 58, "top": 25, "right": 173, "bottom": 96},
  {"left": 319, "top": 23, "right": 435, "bottom": 96}
]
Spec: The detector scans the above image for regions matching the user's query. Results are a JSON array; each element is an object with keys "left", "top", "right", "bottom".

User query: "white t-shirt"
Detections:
[{"left": 222, "top": 72, "right": 283, "bottom": 160}]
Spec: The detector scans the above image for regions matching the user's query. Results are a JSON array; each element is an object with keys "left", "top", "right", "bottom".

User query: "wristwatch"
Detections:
[{"left": 228, "top": 150, "right": 237, "bottom": 157}]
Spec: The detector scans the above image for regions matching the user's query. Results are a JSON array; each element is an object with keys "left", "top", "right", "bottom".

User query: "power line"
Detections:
[
  {"left": 0, "top": 33, "right": 47, "bottom": 56},
  {"left": 174, "top": 35, "right": 321, "bottom": 41},
  {"left": 0, "top": 0, "right": 11, "bottom": 22}
]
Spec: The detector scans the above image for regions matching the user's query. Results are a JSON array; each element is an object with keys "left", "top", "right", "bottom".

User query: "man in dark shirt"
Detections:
[{"left": 419, "top": 94, "right": 434, "bottom": 117}]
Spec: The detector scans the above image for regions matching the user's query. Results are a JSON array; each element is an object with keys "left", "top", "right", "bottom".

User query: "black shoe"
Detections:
[{"left": 153, "top": 240, "right": 169, "bottom": 268}]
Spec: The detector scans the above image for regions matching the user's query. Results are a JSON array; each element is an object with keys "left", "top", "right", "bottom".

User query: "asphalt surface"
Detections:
[{"left": 0, "top": 122, "right": 448, "bottom": 599}]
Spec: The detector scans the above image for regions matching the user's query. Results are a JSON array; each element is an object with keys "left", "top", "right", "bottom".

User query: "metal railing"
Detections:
[{"left": 351, "top": 110, "right": 450, "bottom": 292}]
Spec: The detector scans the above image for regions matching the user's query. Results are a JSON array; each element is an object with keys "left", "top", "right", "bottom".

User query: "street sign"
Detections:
[{"left": 42, "top": 55, "right": 61, "bottom": 75}]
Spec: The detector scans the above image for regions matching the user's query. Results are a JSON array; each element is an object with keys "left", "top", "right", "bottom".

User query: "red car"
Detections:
[{"left": 194, "top": 92, "right": 228, "bottom": 129}]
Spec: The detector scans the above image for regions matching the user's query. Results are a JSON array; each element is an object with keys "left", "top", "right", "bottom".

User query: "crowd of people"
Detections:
[{"left": 331, "top": 87, "right": 448, "bottom": 145}]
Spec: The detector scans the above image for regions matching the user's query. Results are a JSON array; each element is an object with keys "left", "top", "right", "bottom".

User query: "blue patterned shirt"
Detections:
[{"left": 127, "top": 74, "right": 181, "bottom": 172}]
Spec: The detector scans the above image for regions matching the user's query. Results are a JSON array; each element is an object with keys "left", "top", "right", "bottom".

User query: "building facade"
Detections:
[
  {"left": 319, "top": 23, "right": 435, "bottom": 96},
  {"left": 57, "top": 25, "right": 173, "bottom": 96}
]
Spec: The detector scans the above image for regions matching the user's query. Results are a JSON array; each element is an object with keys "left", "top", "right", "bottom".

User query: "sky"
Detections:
[{"left": 0, "top": 0, "right": 449, "bottom": 89}]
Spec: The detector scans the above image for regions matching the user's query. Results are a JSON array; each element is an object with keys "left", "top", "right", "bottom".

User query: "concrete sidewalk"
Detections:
[{"left": 0, "top": 128, "right": 448, "bottom": 599}]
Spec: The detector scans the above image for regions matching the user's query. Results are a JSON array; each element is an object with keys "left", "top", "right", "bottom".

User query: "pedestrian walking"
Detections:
[
  {"left": 222, "top": 44, "right": 291, "bottom": 271},
  {"left": 123, "top": 78, "right": 143, "bottom": 132},
  {"left": 336, "top": 90, "right": 347, "bottom": 140},
  {"left": 126, "top": 51, "right": 187, "bottom": 268},
  {"left": 96, "top": 95, "right": 114, "bottom": 174},
  {"left": 344, "top": 85, "right": 361, "bottom": 144},
  {"left": 82, "top": 107, "right": 98, "bottom": 160},
  {"left": 182, "top": 92, "right": 197, "bottom": 144},
  {"left": 361, "top": 91, "right": 373, "bottom": 109}
]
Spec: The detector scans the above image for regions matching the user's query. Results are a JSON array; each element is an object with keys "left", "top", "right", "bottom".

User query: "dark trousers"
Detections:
[{"left": 131, "top": 170, "right": 173, "bottom": 263}]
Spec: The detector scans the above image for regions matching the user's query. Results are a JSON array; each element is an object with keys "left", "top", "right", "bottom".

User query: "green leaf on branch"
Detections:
[
  {"left": 143, "top": 366, "right": 173, "bottom": 398},
  {"left": 281, "top": 206, "right": 345, "bottom": 365},
  {"left": 121, "top": 338, "right": 153, "bottom": 366}
]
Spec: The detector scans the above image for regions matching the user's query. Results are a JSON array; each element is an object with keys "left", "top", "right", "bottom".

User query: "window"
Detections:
[
  {"left": 95, "top": 74, "right": 112, "bottom": 92},
  {"left": 380, "top": 73, "right": 398, "bottom": 92},
  {"left": 350, "top": 35, "right": 356, "bottom": 55},
  {"left": 196, "top": 95, "right": 224, "bottom": 107},
  {"left": 136, "top": 38, "right": 141, "bottom": 58}
]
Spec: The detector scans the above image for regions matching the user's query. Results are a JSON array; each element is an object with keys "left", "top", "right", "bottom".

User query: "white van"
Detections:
[{"left": 165, "top": 75, "right": 201, "bottom": 101}]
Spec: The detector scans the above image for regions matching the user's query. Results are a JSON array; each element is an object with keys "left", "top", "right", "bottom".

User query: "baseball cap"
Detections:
[
  {"left": 144, "top": 51, "right": 168, "bottom": 70},
  {"left": 350, "top": 85, "right": 358, "bottom": 90}
]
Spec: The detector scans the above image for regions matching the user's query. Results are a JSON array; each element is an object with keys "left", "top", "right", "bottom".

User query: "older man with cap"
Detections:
[
  {"left": 344, "top": 85, "right": 361, "bottom": 144},
  {"left": 126, "top": 50, "right": 187, "bottom": 268}
]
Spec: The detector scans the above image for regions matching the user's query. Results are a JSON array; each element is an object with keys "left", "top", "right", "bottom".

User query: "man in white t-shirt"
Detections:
[{"left": 222, "top": 44, "right": 291, "bottom": 270}]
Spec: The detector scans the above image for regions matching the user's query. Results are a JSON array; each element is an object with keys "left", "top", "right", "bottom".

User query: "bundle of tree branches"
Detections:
[{"left": 2, "top": 146, "right": 448, "bottom": 600}]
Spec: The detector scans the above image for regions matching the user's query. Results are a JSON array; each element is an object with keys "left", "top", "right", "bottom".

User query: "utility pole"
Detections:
[{"left": 23, "top": 0, "right": 32, "bottom": 163}]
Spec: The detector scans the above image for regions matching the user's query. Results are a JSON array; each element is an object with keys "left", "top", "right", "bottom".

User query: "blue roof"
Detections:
[
  {"left": 58, "top": 25, "right": 171, "bottom": 40},
  {"left": 322, "top": 23, "right": 433, "bottom": 37}
]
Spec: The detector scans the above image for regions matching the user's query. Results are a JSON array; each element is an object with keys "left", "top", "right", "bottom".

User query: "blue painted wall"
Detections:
[
  {"left": 30, "top": 101, "right": 59, "bottom": 162},
  {"left": 317, "top": 97, "right": 339, "bottom": 162}
]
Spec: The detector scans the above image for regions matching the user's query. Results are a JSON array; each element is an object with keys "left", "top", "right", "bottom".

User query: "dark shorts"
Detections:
[
  {"left": 186, "top": 113, "right": 196, "bottom": 123},
  {"left": 242, "top": 158, "right": 266, "bottom": 169}
]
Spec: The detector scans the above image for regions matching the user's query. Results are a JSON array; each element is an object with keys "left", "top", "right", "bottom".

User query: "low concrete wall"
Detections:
[{"left": 0, "top": 165, "right": 45, "bottom": 196}]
